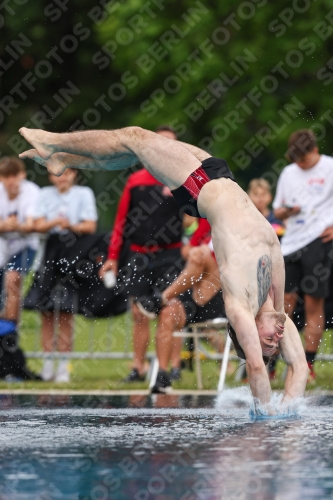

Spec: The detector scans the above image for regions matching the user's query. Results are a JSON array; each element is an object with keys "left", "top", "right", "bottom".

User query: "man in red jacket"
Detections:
[{"left": 99, "top": 126, "right": 185, "bottom": 382}]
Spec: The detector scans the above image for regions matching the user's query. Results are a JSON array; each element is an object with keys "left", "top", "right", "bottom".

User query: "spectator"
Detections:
[
  {"left": 99, "top": 126, "right": 184, "bottom": 382},
  {"left": 0, "top": 156, "right": 40, "bottom": 379},
  {"left": 248, "top": 178, "right": 285, "bottom": 239},
  {"left": 34, "top": 168, "right": 97, "bottom": 382},
  {"left": 273, "top": 129, "right": 333, "bottom": 382}
]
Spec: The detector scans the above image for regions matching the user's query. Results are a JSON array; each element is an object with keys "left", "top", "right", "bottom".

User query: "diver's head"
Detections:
[{"left": 227, "top": 310, "right": 286, "bottom": 363}]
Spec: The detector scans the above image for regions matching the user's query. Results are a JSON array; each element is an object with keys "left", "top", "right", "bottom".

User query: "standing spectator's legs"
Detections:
[
  {"left": 156, "top": 300, "right": 186, "bottom": 372},
  {"left": 129, "top": 303, "right": 182, "bottom": 380},
  {"left": 284, "top": 239, "right": 332, "bottom": 380},
  {"left": 4, "top": 270, "right": 21, "bottom": 321},
  {"left": 4, "top": 248, "right": 36, "bottom": 324},
  {"left": 57, "top": 312, "right": 73, "bottom": 352},
  {"left": 284, "top": 292, "right": 325, "bottom": 380},
  {"left": 41, "top": 312, "right": 54, "bottom": 352},
  {"left": 56, "top": 312, "right": 73, "bottom": 383},
  {"left": 4, "top": 248, "right": 36, "bottom": 322},
  {"left": 303, "top": 295, "right": 325, "bottom": 358},
  {"left": 121, "top": 252, "right": 152, "bottom": 382},
  {"left": 131, "top": 303, "right": 150, "bottom": 377},
  {"left": 0, "top": 250, "right": 41, "bottom": 381},
  {"left": 41, "top": 312, "right": 55, "bottom": 381},
  {"left": 41, "top": 311, "right": 73, "bottom": 382},
  {"left": 170, "top": 336, "right": 183, "bottom": 372}
]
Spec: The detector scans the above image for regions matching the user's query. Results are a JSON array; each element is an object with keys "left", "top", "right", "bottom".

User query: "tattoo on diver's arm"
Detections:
[{"left": 257, "top": 254, "right": 272, "bottom": 308}]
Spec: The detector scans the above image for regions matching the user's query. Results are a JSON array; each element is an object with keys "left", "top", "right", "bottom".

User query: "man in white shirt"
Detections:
[
  {"left": 0, "top": 156, "right": 40, "bottom": 379},
  {"left": 273, "top": 129, "right": 333, "bottom": 382}
]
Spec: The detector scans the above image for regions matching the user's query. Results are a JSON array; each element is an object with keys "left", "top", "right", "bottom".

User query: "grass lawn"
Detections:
[{"left": 1, "top": 310, "right": 333, "bottom": 391}]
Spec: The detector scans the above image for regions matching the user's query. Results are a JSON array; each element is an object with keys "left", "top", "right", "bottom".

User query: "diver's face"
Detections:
[{"left": 256, "top": 311, "right": 286, "bottom": 357}]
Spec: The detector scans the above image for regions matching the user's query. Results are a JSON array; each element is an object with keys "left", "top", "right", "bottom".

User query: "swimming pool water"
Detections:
[{"left": 0, "top": 392, "right": 333, "bottom": 499}]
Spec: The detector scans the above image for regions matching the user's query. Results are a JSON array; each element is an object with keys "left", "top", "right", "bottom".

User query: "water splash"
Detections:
[
  {"left": 215, "top": 387, "right": 307, "bottom": 420},
  {"left": 215, "top": 386, "right": 253, "bottom": 409}
]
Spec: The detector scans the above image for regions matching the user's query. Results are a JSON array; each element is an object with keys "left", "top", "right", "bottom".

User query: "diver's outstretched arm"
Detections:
[
  {"left": 226, "top": 300, "right": 272, "bottom": 406},
  {"left": 280, "top": 316, "right": 309, "bottom": 403}
]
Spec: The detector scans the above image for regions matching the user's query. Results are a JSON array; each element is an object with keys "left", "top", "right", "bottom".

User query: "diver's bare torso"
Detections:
[{"left": 197, "top": 177, "right": 285, "bottom": 317}]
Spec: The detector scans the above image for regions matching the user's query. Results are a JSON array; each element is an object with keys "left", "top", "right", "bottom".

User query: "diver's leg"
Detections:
[{"left": 19, "top": 126, "right": 201, "bottom": 189}]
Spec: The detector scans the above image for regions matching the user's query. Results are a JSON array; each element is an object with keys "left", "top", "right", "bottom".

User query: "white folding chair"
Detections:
[{"left": 149, "top": 317, "right": 238, "bottom": 391}]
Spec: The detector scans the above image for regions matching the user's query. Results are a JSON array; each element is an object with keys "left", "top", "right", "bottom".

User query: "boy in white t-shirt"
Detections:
[
  {"left": 0, "top": 157, "right": 40, "bottom": 379},
  {"left": 273, "top": 130, "right": 333, "bottom": 381}
]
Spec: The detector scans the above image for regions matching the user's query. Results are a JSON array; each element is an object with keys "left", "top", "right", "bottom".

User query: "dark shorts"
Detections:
[
  {"left": 6, "top": 248, "right": 36, "bottom": 273},
  {"left": 171, "top": 157, "right": 236, "bottom": 217},
  {"left": 179, "top": 289, "right": 225, "bottom": 326},
  {"left": 119, "top": 247, "right": 184, "bottom": 299},
  {"left": 284, "top": 238, "right": 333, "bottom": 298}
]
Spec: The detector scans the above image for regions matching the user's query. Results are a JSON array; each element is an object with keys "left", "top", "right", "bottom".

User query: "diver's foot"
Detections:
[
  {"left": 19, "top": 149, "right": 67, "bottom": 176},
  {"left": 19, "top": 127, "right": 56, "bottom": 160}
]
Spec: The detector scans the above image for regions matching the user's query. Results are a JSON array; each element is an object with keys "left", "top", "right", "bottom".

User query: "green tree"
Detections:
[
  {"left": 1, "top": 0, "right": 333, "bottom": 227},
  {"left": 96, "top": 0, "right": 333, "bottom": 187}
]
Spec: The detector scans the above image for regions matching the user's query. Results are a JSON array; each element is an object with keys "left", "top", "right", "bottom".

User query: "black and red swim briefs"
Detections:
[{"left": 171, "top": 157, "right": 236, "bottom": 218}]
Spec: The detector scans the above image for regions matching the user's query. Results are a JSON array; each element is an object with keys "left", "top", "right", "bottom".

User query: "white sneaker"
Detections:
[
  {"left": 55, "top": 360, "right": 70, "bottom": 383},
  {"left": 41, "top": 360, "right": 54, "bottom": 381}
]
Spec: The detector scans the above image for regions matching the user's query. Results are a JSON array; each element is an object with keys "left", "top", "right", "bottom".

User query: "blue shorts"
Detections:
[{"left": 6, "top": 248, "right": 36, "bottom": 273}]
